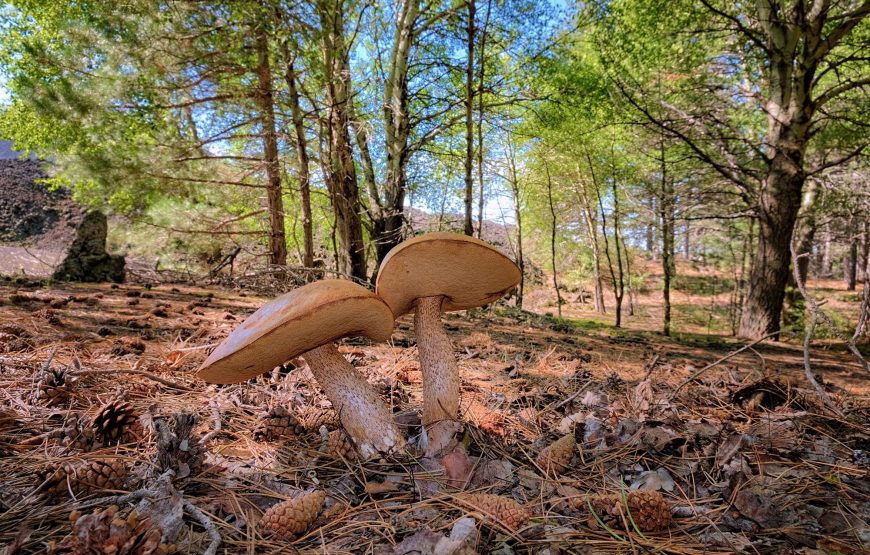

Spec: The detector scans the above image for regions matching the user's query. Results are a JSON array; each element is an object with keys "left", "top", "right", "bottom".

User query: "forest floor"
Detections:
[{"left": 0, "top": 270, "right": 868, "bottom": 554}]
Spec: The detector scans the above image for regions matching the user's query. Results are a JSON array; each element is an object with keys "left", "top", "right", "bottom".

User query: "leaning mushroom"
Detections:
[
  {"left": 376, "top": 233, "right": 520, "bottom": 456},
  {"left": 198, "top": 279, "right": 405, "bottom": 459}
]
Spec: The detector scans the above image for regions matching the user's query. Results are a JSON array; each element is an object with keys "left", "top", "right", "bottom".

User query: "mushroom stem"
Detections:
[
  {"left": 303, "top": 343, "right": 405, "bottom": 459},
  {"left": 414, "top": 296, "right": 461, "bottom": 457}
]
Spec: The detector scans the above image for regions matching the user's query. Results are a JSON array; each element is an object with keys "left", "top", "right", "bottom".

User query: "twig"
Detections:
[
  {"left": 72, "top": 368, "right": 194, "bottom": 391},
  {"left": 790, "top": 234, "right": 852, "bottom": 415},
  {"left": 801, "top": 308, "right": 838, "bottom": 412},
  {"left": 184, "top": 500, "right": 222, "bottom": 555},
  {"left": 848, "top": 253, "right": 870, "bottom": 373},
  {"left": 671, "top": 331, "right": 787, "bottom": 398},
  {"left": 790, "top": 248, "right": 870, "bottom": 376}
]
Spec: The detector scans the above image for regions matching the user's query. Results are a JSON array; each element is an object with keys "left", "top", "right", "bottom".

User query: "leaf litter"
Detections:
[{"left": 0, "top": 278, "right": 868, "bottom": 554}]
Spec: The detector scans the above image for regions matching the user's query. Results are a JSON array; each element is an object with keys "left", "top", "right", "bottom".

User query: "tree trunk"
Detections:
[
  {"left": 279, "top": 41, "right": 314, "bottom": 269},
  {"left": 683, "top": 220, "right": 691, "bottom": 260},
  {"left": 463, "top": 0, "right": 476, "bottom": 237},
  {"left": 659, "top": 140, "right": 674, "bottom": 336},
  {"left": 576, "top": 166, "right": 605, "bottom": 314},
  {"left": 861, "top": 220, "right": 870, "bottom": 283},
  {"left": 736, "top": 1, "right": 844, "bottom": 338},
  {"left": 318, "top": 1, "right": 367, "bottom": 281},
  {"left": 253, "top": 25, "right": 287, "bottom": 267},
  {"left": 544, "top": 161, "right": 562, "bottom": 317},
  {"left": 738, "top": 161, "right": 805, "bottom": 337},
  {"left": 506, "top": 132, "right": 523, "bottom": 308},
  {"left": 475, "top": 0, "right": 491, "bottom": 240},
  {"left": 375, "top": 0, "right": 420, "bottom": 266},
  {"left": 587, "top": 150, "right": 623, "bottom": 327},
  {"left": 822, "top": 222, "right": 833, "bottom": 277},
  {"left": 847, "top": 215, "right": 858, "bottom": 291}
]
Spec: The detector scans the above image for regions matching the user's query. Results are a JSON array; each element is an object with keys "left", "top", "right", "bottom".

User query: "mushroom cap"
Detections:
[
  {"left": 375, "top": 232, "right": 521, "bottom": 316},
  {"left": 198, "top": 280, "right": 394, "bottom": 384}
]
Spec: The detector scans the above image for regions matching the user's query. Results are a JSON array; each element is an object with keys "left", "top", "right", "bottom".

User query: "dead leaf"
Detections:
[
  {"left": 394, "top": 528, "right": 443, "bottom": 555},
  {"left": 630, "top": 468, "right": 675, "bottom": 492},
  {"left": 443, "top": 449, "right": 474, "bottom": 489},
  {"left": 733, "top": 487, "right": 786, "bottom": 528},
  {"left": 365, "top": 480, "right": 399, "bottom": 495}
]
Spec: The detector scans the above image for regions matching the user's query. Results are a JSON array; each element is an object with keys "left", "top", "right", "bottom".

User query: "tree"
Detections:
[
  {"left": 596, "top": 0, "right": 870, "bottom": 338},
  {"left": 316, "top": 0, "right": 367, "bottom": 280},
  {"left": 253, "top": 19, "right": 288, "bottom": 267}
]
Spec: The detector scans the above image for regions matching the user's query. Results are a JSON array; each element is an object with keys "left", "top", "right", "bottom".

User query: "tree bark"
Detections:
[
  {"left": 506, "top": 132, "right": 523, "bottom": 308},
  {"left": 587, "top": 151, "right": 623, "bottom": 326},
  {"left": 279, "top": 40, "right": 314, "bottom": 269},
  {"left": 253, "top": 24, "right": 287, "bottom": 267},
  {"left": 544, "top": 160, "right": 562, "bottom": 317},
  {"left": 317, "top": 1, "right": 367, "bottom": 281},
  {"left": 822, "top": 222, "right": 833, "bottom": 277},
  {"left": 861, "top": 220, "right": 870, "bottom": 283},
  {"left": 463, "top": 0, "right": 476, "bottom": 237},
  {"left": 659, "top": 140, "right": 674, "bottom": 336},
  {"left": 375, "top": 0, "right": 420, "bottom": 265},
  {"left": 737, "top": 0, "right": 869, "bottom": 338},
  {"left": 475, "top": 0, "right": 492, "bottom": 239},
  {"left": 576, "top": 165, "right": 605, "bottom": 314},
  {"left": 847, "top": 214, "right": 858, "bottom": 291}
]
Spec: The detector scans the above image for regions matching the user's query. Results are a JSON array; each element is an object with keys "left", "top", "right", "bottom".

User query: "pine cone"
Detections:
[
  {"left": 38, "top": 459, "right": 127, "bottom": 497},
  {"left": 322, "top": 430, "right": 357, "bottom": 460},
  {"left": 256, "top": 406, "right": 304, "bottom": 441},
  {"left": 603, "top": 371, "right": 625, "bottom": 392},
  {"left": 454, "top": 493, "right": 529, "bottom": 532},
  {"left": 35, "top": 308, "right": 62, "bottom": 325},
  {"left": 536, "top": 435, "right": 575, "bottom": 476},
  {"left": 587, "top": 490, "right": 672, "bottom": 532},
  {"left": 35, "top": 368, "right": 73, "bottom": 406},
  {"left": 93, "top": 400, "right": 140, "bottom": 444},
  {"left": 260, "top": 490, "right": 326, "bottom": 540},
  {"left": 63, "top": 417, "right": 98, "bottom": 452},
  {"left": 54, "top": 505, "right": 172, "bottom": 554},
  {"left": 299, "top": 407, "right": 339, "bottom": 431}
]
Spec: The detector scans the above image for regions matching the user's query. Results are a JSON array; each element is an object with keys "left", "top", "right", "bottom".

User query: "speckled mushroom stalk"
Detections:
[
  {"left": 413, "top": 296, "right": 462, "bottom": 455},
  {"left": 376, "top": 233, "right": 521, "bottom": 458},
  {"left": 303, "top": 343, "right": 403, "bottom": 458},
  {"left": 197, "top": 280, "right": 405, "bottom": 459}
]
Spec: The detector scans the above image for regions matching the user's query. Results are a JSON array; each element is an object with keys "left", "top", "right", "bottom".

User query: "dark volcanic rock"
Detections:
[
  {"left": 0, "top": 159, "right": 79, "bottom": 244},
  {"left": 0, "top": 157, "right": 125, "bottom": 282}
]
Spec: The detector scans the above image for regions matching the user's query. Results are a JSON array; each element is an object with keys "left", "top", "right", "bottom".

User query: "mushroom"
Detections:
[
  {"left": 198, "top": 279, "right": 405, "bottom": 459},
  {"left": 375, "top": 233, "right": 520, "bottom": 456}
]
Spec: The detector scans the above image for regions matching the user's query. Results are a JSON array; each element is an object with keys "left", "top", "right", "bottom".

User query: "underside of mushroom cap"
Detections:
[
  {"left": 375, "top": 232, "right": 521, "bottom": 317},
  {"left": 198, "top": 280, "right": 395, "bottom": 384}
]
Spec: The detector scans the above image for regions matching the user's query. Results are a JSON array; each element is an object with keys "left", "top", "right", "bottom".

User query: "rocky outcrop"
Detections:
[
  {"left": 0, "top": 156, "right": 125, "bottom": 282},
  {"left": 52, "top": 211, "right": 125, "bottom": 282}
]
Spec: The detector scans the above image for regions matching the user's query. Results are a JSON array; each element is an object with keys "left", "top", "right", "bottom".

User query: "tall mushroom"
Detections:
[
  {"left": 198, "top": 279, "right": 405, "bottom": 459},
  {"left": 376, "top": 233, "right": 520, "bottom": 456}
]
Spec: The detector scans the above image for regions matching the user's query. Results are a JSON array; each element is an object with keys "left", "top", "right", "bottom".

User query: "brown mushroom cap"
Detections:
[
  {"left": 375, "top": 232, "right": 521, "bottom": 317},
  {"left": 198, "top": 280, "right": 394, "bottom": 384}
]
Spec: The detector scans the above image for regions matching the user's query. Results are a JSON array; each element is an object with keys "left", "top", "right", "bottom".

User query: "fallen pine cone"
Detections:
[
  {"left": 256, "top": 406, "right": 304, "bottom": 441},
  {"left": 260, "top": 490, "right": 326, "bottom": 540},
  {"left": 299, "top": 407, "right": 339, "bottom": 431},
  {"left": 535, "top": 434, "right": 574, "bottom": 476},
  {"left": 93, "top": 400, "right": 141, "bottom": 445},
  {"left": 35, "top": 367, "right": 73, "bottom": 406},
  {"left": 54, "top": 505, "right": 173, "bottom": 554},
  {"left": 454, "top": 493, "right": 529, "bottom": 532},
  {"left": 322, "top": 429, "right": 357, "bottom": 460},
  {"left": 587, "top": 490, "right": 672, "bottom": 532},
  {"left": 38, "top": 459, "right": 127, "bottom": 497}
]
